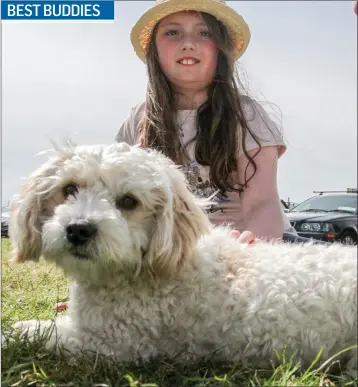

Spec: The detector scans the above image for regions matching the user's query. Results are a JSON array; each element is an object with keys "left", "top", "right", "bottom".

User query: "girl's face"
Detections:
[{"left": 155, "top": 11, "right": 219, "bottom": 93}]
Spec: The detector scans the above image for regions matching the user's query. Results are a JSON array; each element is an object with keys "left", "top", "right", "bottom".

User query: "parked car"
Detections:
[
  {"left": 286, "top": 191, "right": 358, "bottom": 245},
  {"left": 1, "top": 207, "right": 10, "bottom": 238}
]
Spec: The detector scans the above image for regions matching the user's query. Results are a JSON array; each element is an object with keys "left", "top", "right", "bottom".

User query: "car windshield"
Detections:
[{"left": 291, "top": 195, "right": 357, "bottom": 214}]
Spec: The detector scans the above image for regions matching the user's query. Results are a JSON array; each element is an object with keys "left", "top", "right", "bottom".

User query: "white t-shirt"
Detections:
[{"left": 115, "top": 97, "right": 295, "bottom": 233}]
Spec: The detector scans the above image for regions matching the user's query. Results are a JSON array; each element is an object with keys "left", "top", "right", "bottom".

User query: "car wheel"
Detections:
[{"left": 340, "top": 231, "right": 357, "bottom": 245}]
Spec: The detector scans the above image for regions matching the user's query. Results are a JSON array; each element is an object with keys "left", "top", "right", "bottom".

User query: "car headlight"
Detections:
[{"left": 300, "top": 222, "right": 333, "bottom": 232}]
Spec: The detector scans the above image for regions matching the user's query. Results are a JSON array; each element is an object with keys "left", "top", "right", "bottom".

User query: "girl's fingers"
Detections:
[
  {"left": 230, "top": 230, "right": 256, "bottom": 244},
  {"left": 238, "top": 230, "right": 256, "bottom": 244}
]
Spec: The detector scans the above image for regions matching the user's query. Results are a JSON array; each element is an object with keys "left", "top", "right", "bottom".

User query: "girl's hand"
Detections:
[{"left": 230, "top": 230, "right": 257, "bottom": 244}]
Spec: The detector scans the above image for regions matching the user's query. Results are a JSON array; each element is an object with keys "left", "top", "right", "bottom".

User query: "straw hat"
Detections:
[{"left": 130, "top": 0, "right": 251, "bottom": 63}]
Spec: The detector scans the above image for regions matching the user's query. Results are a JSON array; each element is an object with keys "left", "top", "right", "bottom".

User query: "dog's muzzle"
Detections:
[{"left": 66, "top": 220, "right": 97, "bottom": 247}]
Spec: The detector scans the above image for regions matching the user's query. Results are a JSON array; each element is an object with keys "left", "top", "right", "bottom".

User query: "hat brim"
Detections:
[{"left": 130, "top": 0, "right": 251, "bottom": 63}]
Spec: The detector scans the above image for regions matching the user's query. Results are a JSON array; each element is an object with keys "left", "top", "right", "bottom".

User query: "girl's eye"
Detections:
[
  {"left": 199, "top": 30, "right": 211, "bottom": 37},
  {"left": 163, "top": 29, "right": 211, "bottom": 38},
  {"left": 165, "top": 30, "right": 178, "bottom": 36}
]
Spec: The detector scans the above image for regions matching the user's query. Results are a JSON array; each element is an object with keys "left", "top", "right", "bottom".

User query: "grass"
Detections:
[{"left": 1, "top": 238, "right": 357, "bottom": 387}]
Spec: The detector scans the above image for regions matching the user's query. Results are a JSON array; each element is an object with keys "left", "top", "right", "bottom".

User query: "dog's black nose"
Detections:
[{"left": 66, "top": 221, "right": 97, "bottom": 246}]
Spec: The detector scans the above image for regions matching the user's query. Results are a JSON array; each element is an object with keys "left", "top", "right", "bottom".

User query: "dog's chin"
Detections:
[
  {"left": 42, "top": 242, "right": 142, "bottom": 284},
  {"left": 43, "top": 244, "right": 96, "bottom": 265},
  {"left": 68, "top": 246, "right": 93, "bottom": 261}
]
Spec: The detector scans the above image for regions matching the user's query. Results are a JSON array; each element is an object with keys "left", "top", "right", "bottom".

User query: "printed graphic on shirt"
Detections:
[{"left": 181, "top": 160, "right": 230, "bottom": 213}]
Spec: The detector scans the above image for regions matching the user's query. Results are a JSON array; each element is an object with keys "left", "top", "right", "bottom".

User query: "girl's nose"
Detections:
[{"left": 180, "top": 35, "right": 197, "bottom": 51}]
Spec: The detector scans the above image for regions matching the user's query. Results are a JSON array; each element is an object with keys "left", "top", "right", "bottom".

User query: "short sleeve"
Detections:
[
  {"left": 238, "top": 97, "right": 286, "bottom": 158},
  {"left": 115, "top": 102, "right": 146, "bottom": 145}
]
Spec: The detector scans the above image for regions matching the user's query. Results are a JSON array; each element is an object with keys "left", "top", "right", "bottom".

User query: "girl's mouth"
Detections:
[{"left": 177, "top": 58, "right": 200, "bottom": 65}]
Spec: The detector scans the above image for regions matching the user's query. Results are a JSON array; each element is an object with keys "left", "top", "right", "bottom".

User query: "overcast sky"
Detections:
[{"left": 2, "top": 1, "right": 357, "bottom": 207}]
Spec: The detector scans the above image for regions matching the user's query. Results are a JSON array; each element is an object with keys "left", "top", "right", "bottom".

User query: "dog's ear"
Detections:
[
  {"left": 9, "top": 148, "right": 72, "bottom": 264},
  {"left": 9, "top": 186, "right": 44, "bottom": 263},
  {"left": 144, "top": 169, "right": 211, "bottom": 279}
]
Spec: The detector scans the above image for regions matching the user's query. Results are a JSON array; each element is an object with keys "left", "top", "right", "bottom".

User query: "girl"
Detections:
[{"left": 115, "top": 0, "right": 295, "bottom": 242}]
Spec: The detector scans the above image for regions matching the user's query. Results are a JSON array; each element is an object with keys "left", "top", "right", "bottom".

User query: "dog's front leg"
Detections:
[{"left": 12, "top": 316, "right": 90, "bottom": 358}]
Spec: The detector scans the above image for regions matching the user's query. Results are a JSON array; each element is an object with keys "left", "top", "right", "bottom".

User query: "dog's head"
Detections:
[{"left": 9, "top": 143, "right": 211, "bottom": 282}]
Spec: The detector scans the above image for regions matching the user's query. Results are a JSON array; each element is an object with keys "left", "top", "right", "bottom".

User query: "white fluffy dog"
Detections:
[{"left": 8, "top": 143, "right": 357, "bottom": 373}]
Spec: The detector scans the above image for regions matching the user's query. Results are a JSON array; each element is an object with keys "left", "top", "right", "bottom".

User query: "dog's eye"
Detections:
[
  {"left": 63, "top": 183, "right": 79, "bottom": 198},
  {"left": 116, "top": 195, "right": 138, "bottom": 210}
]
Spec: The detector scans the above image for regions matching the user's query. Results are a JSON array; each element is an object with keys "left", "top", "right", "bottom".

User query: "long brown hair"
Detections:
[{"left": 139, "top": 12, "right": 263, "bottom": 194}]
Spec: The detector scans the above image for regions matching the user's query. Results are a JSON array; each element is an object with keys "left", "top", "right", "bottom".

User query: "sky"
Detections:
[{"left": 2, "top": 1, "right": 357, "bottom": 207}]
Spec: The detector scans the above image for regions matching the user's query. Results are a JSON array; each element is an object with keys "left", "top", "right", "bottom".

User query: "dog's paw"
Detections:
[
  {"left": 2, "top": 322, "right": 44, "bottom": 349},
  {"left": 13, "top": 319, "right": 41, "bottom": 333},
  {"left": 12, "top": 319, "right": 55, "bottom": 343},
  {"left": 13, "top": 319, "right": 40, "bottom": 330}
]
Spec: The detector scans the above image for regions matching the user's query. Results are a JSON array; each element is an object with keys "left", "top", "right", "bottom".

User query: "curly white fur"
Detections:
[{"left": 8, "top": 143, "right": 357, "bottom": 373}]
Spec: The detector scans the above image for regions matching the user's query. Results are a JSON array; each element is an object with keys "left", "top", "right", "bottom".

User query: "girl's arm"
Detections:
[{"left": 238, "top": 146, "right": 284, "bottom": 241}]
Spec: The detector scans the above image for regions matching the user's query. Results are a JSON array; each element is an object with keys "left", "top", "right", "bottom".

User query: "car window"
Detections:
[{"left": 291, "top": 195, "right": 357, "bottom": 213}]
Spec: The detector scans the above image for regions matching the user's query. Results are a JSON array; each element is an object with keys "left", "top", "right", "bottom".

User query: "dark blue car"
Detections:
[{"left": 286, "top": 191, "right": 357, "bottom": 245}]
